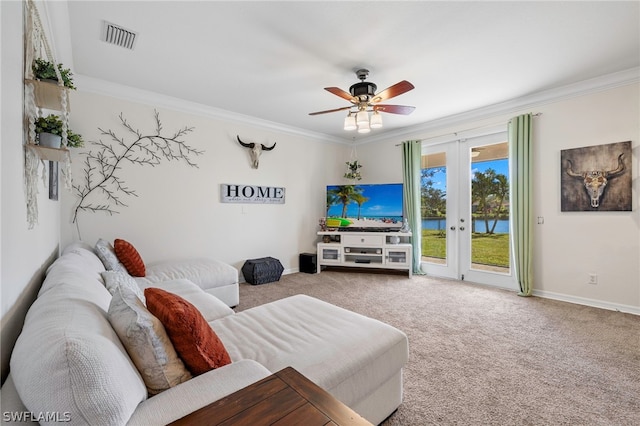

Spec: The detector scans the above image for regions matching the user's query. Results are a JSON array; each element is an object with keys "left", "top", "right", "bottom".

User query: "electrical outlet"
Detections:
[{"left": 588, "top": 273, "right": 598, "bottom": 285}]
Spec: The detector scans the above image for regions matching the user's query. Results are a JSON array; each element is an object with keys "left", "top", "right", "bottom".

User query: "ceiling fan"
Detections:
[{"left": 309, "top": 69, "right": 415, "bottom": 133}]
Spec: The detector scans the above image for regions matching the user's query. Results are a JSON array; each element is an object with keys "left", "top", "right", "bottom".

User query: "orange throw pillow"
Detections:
[
  {"left": 144, "top": 287, "right": 232, "bottom": 375},
  {"left": 114, "top": 238, "right": 146, "bottom": 277}
]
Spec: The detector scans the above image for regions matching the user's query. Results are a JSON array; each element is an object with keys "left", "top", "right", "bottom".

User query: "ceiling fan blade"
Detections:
[
  {"left": 371, "top": 80, "right": 414, "bottom": 103},
  {"left": 325, "top": 87, "right": 356, "bottom": 103},
  {"left": 309, "top": 106, "right": 352, "bottom": 116},
  {"left": 373, "top": 104, "right": 415, "bottom": 115}
]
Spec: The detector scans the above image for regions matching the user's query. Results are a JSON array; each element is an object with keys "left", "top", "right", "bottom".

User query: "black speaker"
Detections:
[{"left": 299, "top": 253, "right": 317, "bottom": 274}]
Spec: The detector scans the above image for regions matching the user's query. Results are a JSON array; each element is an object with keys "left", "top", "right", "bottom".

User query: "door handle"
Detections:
[
  {"left": 460, "top": 226, "right": 465, "bottom": 231},
  {"left": 450, "top": 226, "right": 456, "bottom": 231}
]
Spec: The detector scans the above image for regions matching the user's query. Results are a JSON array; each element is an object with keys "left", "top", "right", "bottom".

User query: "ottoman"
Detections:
[
  {"left": 135, "top": 258, "right": 239, "bottom": 307},
  {"left": 210, "top": 295, "right": 409, "bottom": 424}
]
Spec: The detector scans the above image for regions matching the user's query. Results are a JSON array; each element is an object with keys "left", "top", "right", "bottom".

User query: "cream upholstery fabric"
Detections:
[
  {"left": 108, "top": 284, "right": 192, "bottom": 395},
  {"left": 127, "top": 360, "right": 271, "bottom": 425},
  {"left": 138, "top": 258, "right": 239, "bottom": 306},
  {"left": 11, "top": 244, "right": 148, "bottom": 426},
  {"left": 211, "top": 294, "right": 409, "bottom": 420}
]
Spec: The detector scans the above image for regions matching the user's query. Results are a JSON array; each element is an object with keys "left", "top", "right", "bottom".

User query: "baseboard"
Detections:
[{"left": 532, "top": 289, "right": 640, "bottom": 316}]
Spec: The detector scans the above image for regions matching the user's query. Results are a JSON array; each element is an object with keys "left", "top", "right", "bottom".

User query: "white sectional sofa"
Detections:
[{"left": 0, "top": 242, "right": 409, "bottom": 425}]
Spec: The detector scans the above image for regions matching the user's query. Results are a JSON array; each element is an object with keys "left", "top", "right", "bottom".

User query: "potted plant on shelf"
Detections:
[
  {"left": 344, "top": 160, "right": 363, "bottom": 180},
  {"left": 32, "top": 58, "right": 76, "bottom": 90},
  {"left": 35, "top": 114, "right": 84, "bottom": 149}
]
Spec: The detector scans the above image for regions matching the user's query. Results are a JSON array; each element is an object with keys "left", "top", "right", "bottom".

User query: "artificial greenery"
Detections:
[
  {"left": 344, "top": 160, "right": 363, "bottom": 180},
  {"left": 35, "top": 114, "right": 84, "bottom": 147},
  {"left": 32, "top": 58, "right": 76, "bottom": 90}
]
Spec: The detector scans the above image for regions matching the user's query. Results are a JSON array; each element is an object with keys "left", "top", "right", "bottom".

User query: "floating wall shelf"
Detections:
[
  {"left": 25, "top": 144, "right": 70, "bottom": 163},
  {"left": 25, "top": 79, "right": 71, "bottom": 112}
]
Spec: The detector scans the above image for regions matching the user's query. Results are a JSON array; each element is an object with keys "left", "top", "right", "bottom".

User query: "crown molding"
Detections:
[
  {"left": 74, "top": 75, "right": 347, "bottom": 145},
  {"left": 360, "top": 67, "right": 640, "bottom": 145},
  {"left": 75, "top": 66, "right": 638, "bottom": 148}
]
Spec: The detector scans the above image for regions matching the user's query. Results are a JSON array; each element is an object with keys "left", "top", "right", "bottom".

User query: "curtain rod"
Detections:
[{"left": 395, "top": 113, "right": 541, "bottom": 146}]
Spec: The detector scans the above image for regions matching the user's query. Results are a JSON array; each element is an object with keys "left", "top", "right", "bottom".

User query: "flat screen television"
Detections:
[{"left": 325, "top": 183, "right": 404, "bottom": 231}]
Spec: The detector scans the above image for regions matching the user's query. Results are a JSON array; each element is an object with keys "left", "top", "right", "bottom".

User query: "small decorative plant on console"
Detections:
[
  {"left": 35, "top": 114, "right": 84, "bottom": 148},
  {"left": 344, "top": 160, "right": 363, "bottom": 180},
  {"left": 32, "top": 58, "right": 76, "bottom": 89}
]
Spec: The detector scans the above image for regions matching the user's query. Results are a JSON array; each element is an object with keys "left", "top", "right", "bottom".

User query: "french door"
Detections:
[{"left": 420, "top": 132, "right": 517, "bottom": 290}]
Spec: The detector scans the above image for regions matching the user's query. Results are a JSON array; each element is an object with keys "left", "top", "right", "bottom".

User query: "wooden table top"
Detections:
[{"left": 170, "top": 366, "right": 373, "bottom": 425}]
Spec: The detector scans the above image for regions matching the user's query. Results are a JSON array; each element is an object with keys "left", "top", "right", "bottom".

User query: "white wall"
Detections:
[
  {"left": 60, "top": 90, "right": 346, "bottom": 273},
  {"left": 1, "top": 0, "right": 61, "bottom": 317},
  {"left": 358, "top": 83, "right": 640, "bottom": 313}
]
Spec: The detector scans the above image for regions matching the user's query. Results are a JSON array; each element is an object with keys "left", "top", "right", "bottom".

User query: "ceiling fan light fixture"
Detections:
[
  {"left": 370, "top": 111, "right": 383, "bottom": 129},
  {"left": 356, "top": 110, "right": 369, "bottom": 126},
  {"left": 357, "top": 120, "right": 371, "bottom": 133},
  {"left": 344, "top": 113, "right": 357, "bottom": 131}
]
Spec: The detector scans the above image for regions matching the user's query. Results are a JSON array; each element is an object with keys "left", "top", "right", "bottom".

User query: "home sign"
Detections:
[{"left": 220, "top": 184, "right": 285, "bottom": 204}]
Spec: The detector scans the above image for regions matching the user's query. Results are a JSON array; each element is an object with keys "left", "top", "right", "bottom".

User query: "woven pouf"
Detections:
[{"left": 241, "top": 257, "right": 284, "bottom": 285}]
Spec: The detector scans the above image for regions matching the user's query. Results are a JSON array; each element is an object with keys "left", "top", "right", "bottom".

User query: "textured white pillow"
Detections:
[
  {"left": 102, "top": 270, "right": 146, "bottom": 304},
  {"left": 95, "top": 238, "right": 128, "bottom": 273},
  {"left": 11, "top": 286, "right": 147, "bottom": 425},
  {"left": 108, "top": 284, "right": 192, "bottom": 395}
]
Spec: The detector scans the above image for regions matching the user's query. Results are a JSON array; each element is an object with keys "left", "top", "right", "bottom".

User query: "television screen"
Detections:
[{"left": 325, "top": 183, "right": 404, "bottom": 230}]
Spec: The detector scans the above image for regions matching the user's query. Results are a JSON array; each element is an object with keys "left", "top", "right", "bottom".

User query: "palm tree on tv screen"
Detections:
[{"left": 328, "top": 185, "right": 364, "bottom": 218}]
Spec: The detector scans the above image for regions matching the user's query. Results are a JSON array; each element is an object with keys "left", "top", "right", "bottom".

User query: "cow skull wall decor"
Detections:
[
  {"left": 237, "top": 135, "right": 276, "bottom": 169},
  {"left": 565, "top": 153, "right": 625, "bottom": 208}
]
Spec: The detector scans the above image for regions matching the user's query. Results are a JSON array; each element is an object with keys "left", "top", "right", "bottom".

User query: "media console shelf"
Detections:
[{"left": 317, "top": 230, "right": 412, "bottom": 277}]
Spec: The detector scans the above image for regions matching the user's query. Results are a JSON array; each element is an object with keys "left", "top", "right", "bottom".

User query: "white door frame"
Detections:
[{"left": 421, "top": 132, "right": 518, "bottom": 291}]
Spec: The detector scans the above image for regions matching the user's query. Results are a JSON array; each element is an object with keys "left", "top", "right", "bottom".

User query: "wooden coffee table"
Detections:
[{"left": 169, "top": 366, "right": 373, "bottom": 425}]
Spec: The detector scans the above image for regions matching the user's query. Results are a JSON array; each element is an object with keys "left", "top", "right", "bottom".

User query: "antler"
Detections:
[
  {"left": 237, "top": 135, "right": 255, "bottom": 148},
  {"left": 565, "top": 159, "right": 585, "bottom": 178},
  {"left": 604, "top": 153, "right": 625, "bottom": 177}
]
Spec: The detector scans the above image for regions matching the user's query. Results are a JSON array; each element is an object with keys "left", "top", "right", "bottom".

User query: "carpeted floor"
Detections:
[{"left": 236, "top": 269, "right": 640, "bottom": 425}]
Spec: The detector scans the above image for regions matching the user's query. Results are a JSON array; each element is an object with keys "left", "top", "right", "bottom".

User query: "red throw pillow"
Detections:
[
  {"left": 144, "top": 287, "right": 232, "bottom": 375},
  {"left": 114, "top": 238, "right": 146, "bottom": 277}
]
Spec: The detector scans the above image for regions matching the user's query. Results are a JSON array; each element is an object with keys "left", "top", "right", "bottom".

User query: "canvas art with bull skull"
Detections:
[
  {"left": 560, "top": 141, "right": 631, "bottom": 212},
  {"left": 237, "top": 135, "right": 276, "bottom": 169}
]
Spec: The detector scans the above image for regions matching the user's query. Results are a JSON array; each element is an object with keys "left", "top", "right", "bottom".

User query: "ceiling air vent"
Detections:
[{"left": 102, "top": 21, "right": 138, "bottom": 50}]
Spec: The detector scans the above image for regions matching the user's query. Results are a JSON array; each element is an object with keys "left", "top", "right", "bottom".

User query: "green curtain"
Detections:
[
  {"left": 509, "top": 114, "right": 533, "bottom": 296},
  {"left": 402, "top": 140, "right": 425, "bottom": 275}
]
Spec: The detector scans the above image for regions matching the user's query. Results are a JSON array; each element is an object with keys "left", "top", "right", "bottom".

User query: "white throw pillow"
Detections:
[
  {"left": 95, "top": 238, "right": 128, "bottom": 273},
  {"left": 108, "top": 284, "right": 192, "bottom": 395},
  {"left": 102, "top": 270, "right": 146, "bottom": 304}
]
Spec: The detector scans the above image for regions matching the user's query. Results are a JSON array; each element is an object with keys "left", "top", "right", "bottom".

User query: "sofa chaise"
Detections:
[{"left": 0, "top": 241, "right": 408, "bottom": 425}]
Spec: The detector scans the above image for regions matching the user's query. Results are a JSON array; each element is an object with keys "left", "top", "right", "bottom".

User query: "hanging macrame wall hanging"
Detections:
[{"left": 23, "top": 0, "right": 72, "bottom": 228}]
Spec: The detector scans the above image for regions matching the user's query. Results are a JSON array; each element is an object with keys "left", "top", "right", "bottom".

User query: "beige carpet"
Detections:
[{"left": 236, "top": 268, "right": 640, "bottom": 425}]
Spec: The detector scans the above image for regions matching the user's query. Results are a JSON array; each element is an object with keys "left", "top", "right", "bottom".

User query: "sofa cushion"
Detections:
[
  {"left": 39, "top": 242, "right": 107, "bottom": 297},
  {"left": 108, "top": 284, "right": 192, "bottom": 395},
  {"left": 95, "top": 238, "right": 128, "bottom": 273},
  {"left": 102, "top": 270, "right": 146, "bottom": 303},
  {"left": 140, "top": 258, "right": 238, "bottom": 292},
  {"left": 211, "top": 295, "right": 408, "bottom": 410},
  {"left": 11, "top": 282, "right": 147, "bottom": 425},
  {"left": 114, "top": 238, "right": 146, "bottom": 277},
  {"left": 145, "top": 288, "right": 231, "bottom": 376}
]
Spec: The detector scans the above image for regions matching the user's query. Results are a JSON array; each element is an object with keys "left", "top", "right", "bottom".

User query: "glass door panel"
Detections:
[
  {"left": 421, "top": 143, "right": 458, "bottom": 279},
  {"left": 422, "top": 134, "right": 517, "bottom": 290}
]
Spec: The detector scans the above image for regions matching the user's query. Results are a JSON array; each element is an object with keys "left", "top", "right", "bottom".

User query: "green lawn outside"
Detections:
[{"left": 421, "top": 230, "right": 510, "bottom": 267}]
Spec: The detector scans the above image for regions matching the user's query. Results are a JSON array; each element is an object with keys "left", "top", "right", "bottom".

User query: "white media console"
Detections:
[{"left": 316, "top": 230, "right": 413, "bottom": 277}]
